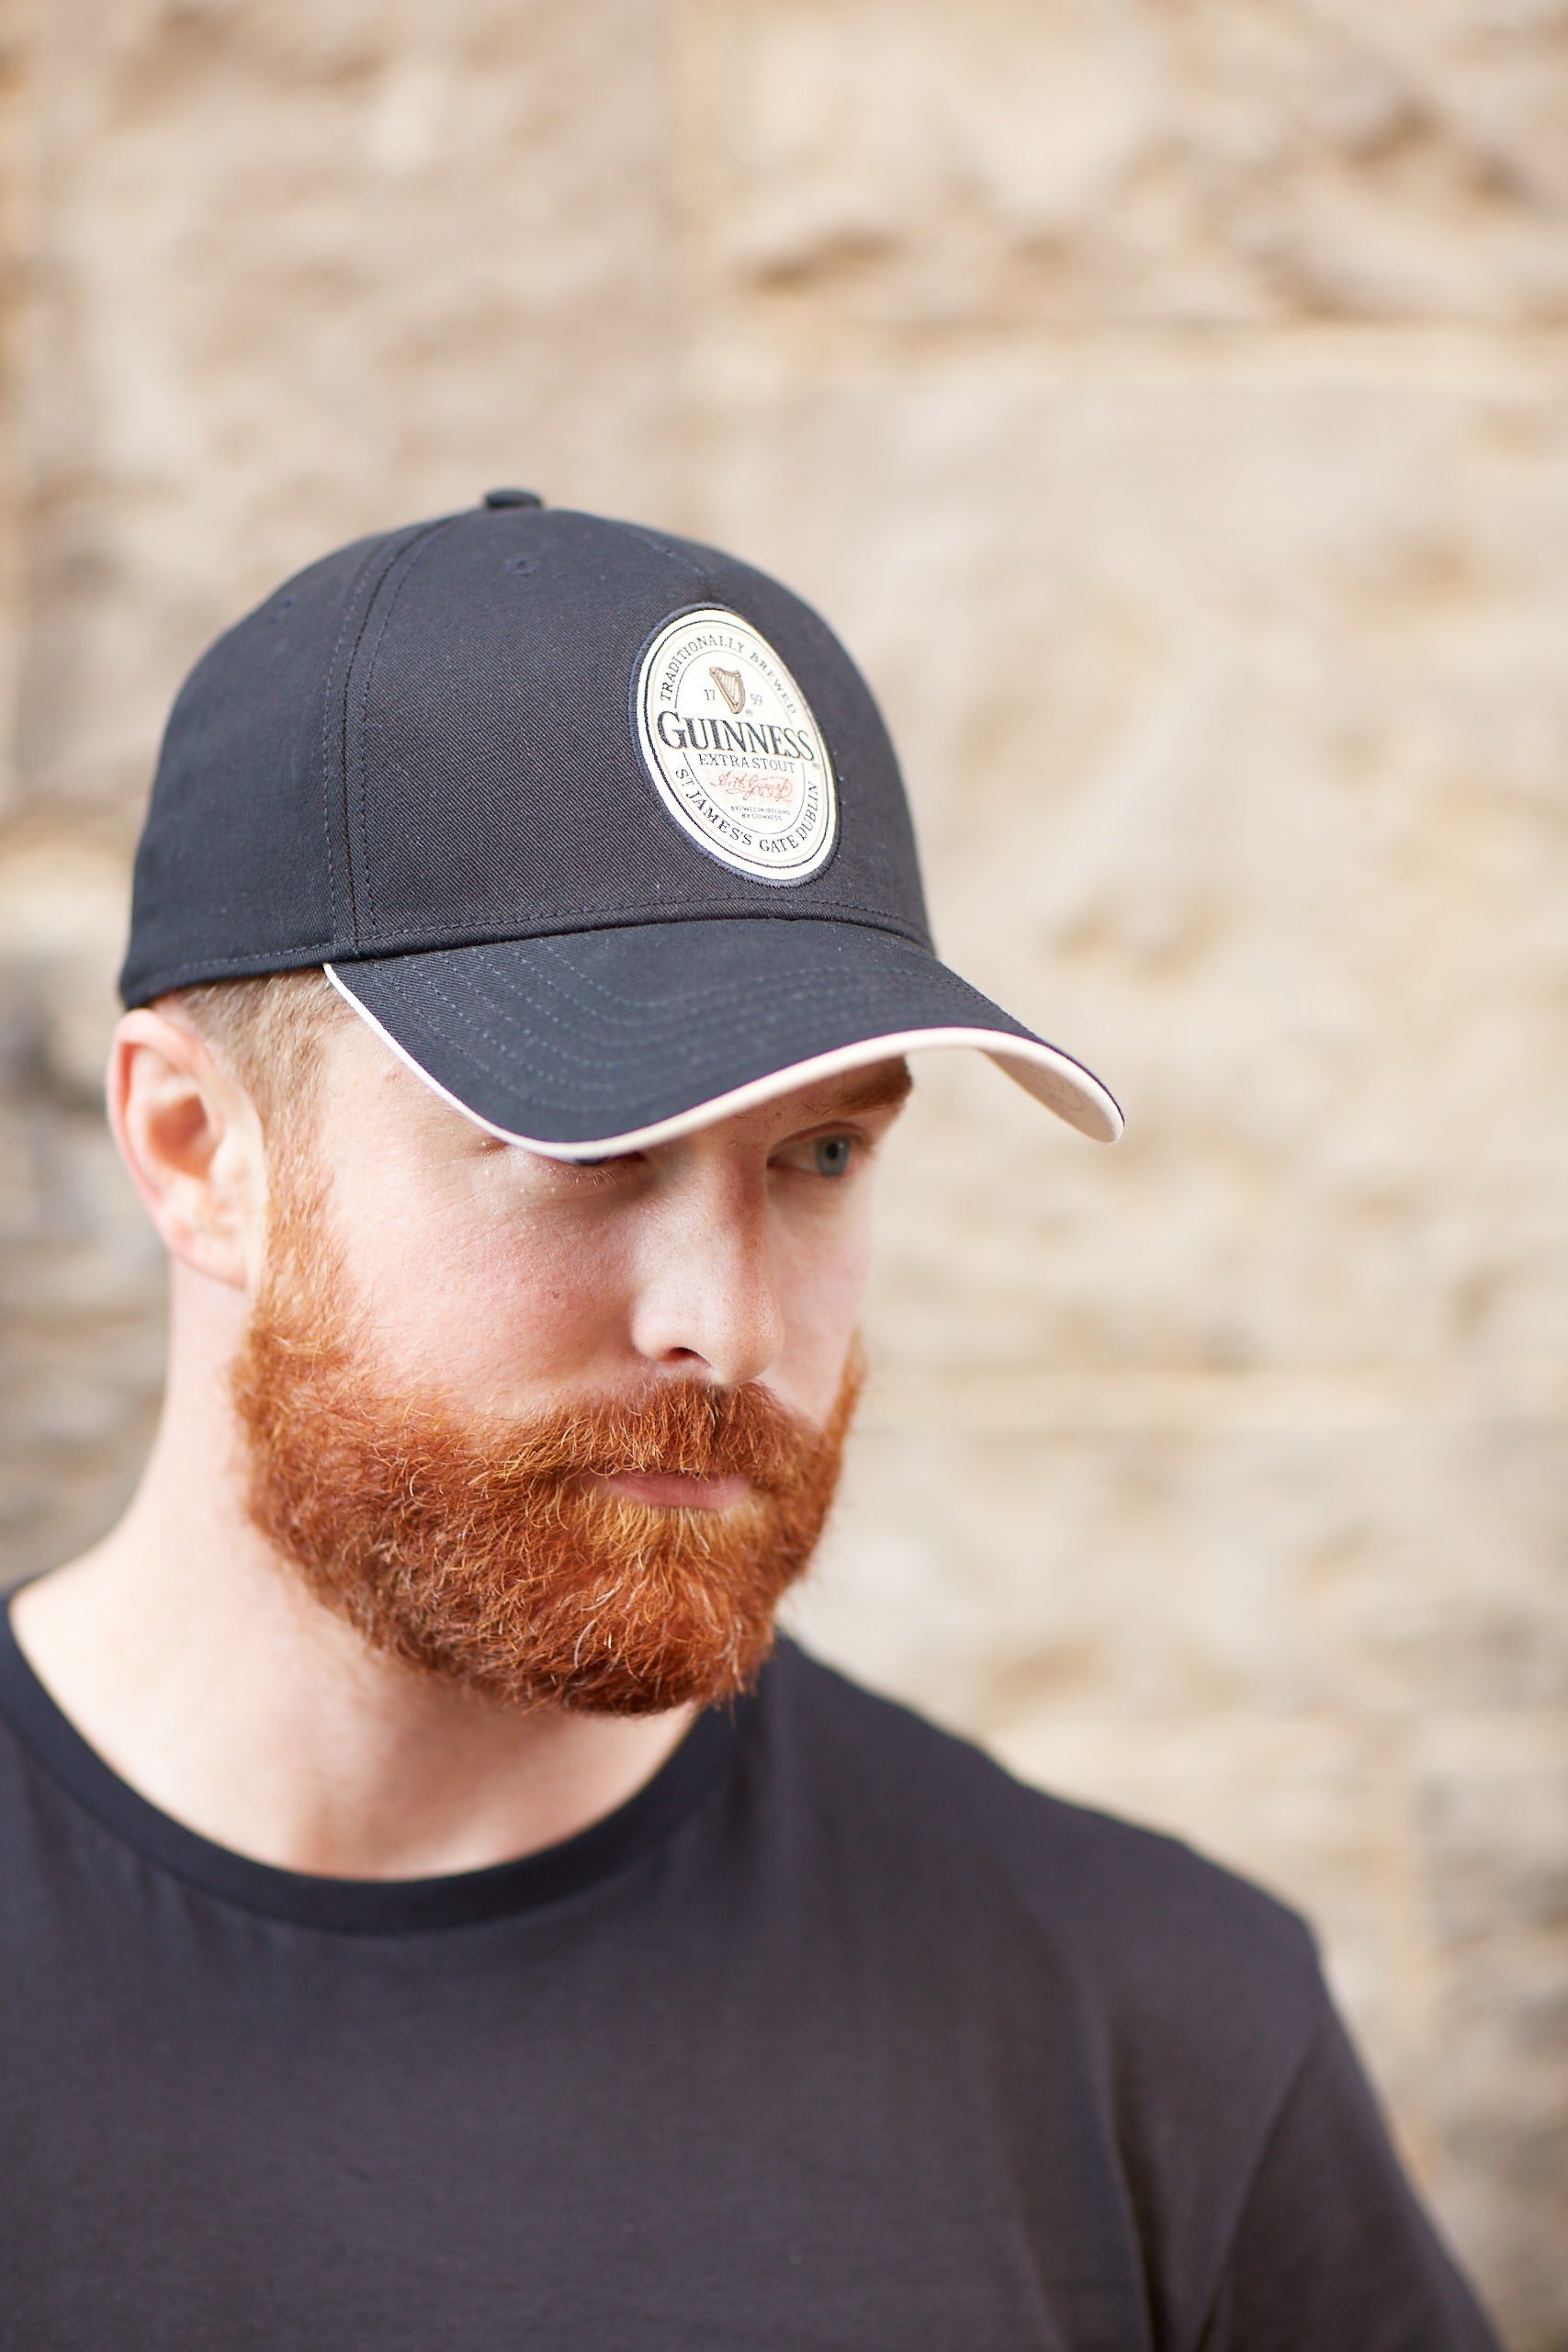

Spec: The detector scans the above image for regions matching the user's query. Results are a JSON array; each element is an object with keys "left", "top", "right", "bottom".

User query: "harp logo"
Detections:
[{"left": 634, "top": 607, "right": 838, "bottom": 885}]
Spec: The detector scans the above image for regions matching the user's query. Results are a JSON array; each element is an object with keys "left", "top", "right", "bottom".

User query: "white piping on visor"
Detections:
[{"left": 323, "top": 963, "right": 1123, "bottom": 1157}]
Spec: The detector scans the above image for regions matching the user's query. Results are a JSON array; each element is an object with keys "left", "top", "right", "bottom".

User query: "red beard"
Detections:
[{"left": 229, "top": 1182, "right": 859, "bottom": 1716}]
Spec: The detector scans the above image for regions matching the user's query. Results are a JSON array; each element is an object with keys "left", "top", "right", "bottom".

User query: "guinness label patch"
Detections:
[{"left": 634, "top": 606, "right": 837, "bottom": 885}]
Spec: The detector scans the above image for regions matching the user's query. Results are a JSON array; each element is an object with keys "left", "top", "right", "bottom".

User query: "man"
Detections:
[{"left": 1, "top": 492, "right": 1498, "bottom": 2347}]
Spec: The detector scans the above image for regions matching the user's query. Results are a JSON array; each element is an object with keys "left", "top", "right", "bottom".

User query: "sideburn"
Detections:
[{"left": 229, "top": 1170, "right": 861, "bottom": 1715}]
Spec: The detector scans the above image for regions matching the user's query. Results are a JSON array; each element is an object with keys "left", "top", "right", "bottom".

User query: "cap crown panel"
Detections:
[
  {"left": 343, "top": 512, "right": 930, "bottom": 955},
  {"left": 119, "top": 527, "right": 418, "bottom": 1001}
]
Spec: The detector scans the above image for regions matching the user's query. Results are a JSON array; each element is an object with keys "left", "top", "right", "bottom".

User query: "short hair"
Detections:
[{"left": 157, "top": 968, "right": 353, "bottom": 1146}]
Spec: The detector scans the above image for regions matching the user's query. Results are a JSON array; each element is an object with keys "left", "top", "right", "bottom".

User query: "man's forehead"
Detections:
[
  {"left": 609, "top": 1055, "right": 914, "bottom": 1163},
  {"left": 776, "top": 1059, "right": 914, "bottom": 1123},
  {"left": 634, "top": 1056, "right": 915, "bottom": 1152},
  {"left": 576, "top": 1055, "right": 916, "bottom": 1157}
]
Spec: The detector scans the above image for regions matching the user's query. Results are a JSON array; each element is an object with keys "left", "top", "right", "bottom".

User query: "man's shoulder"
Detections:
[{"left": 758, "top": 1638, "right": 1324, "bottom": 2071}]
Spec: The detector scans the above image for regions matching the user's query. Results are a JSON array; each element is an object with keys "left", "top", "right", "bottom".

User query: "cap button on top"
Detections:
[{"left": 483, "top": 487, "right": 544, "bottom": 509}]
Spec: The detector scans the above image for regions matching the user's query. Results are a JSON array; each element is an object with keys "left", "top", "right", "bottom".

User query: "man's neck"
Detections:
[{"left": 9, "top": 1272, "right": 693, "bottom": 1881}]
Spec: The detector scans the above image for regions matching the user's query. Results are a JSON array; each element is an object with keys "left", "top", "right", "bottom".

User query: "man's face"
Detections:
[
  {"left": 228, "top": 1014, "right": 909, "bottom": 1713},
  {"left": 298, "top": 1013, "right": 908, "bottom": 1437}
]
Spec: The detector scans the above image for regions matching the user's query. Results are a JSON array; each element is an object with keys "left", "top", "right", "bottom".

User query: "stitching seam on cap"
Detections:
[
  {"left": 360, "top": 898, "right": 931, "bottom": 944},
  {"left": 118, "top": 910, "right": 937, "bottom": 1003},
  {"left": 317, "top": 538, "right": 399, "bottom": 944},
  {"left": 349, "top": 518, "right": 467, "bottom": 945},
  {"left": 621, "top": 527, "right": 714, "bottom": 582},
  {"left": 125, "top": 944, "right": 348, "bottom": 998}
]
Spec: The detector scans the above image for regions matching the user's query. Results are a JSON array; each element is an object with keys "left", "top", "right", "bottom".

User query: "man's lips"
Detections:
[{"left": 586, "top": 1470, "right": 754, "bottom": 1511}]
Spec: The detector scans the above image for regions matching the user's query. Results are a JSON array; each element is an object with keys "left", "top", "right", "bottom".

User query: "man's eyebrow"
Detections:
[{"left": 798, "top": 1060, "right": 915, "bottom": 1120}]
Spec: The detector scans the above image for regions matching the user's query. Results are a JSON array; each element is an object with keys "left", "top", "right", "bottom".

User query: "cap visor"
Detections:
[{"left": 325, "top": 920, "right": 1122, "bottom": 1156}]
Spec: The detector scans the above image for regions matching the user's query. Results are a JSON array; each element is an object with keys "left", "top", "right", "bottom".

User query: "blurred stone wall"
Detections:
[{"left": 3, "top": 2, "right": 1564, "bottom": 2339}]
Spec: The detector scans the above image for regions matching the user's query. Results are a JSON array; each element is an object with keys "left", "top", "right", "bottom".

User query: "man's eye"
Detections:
[{"left": 812, "top": 1135, "right": 853, "bottom": 1178}]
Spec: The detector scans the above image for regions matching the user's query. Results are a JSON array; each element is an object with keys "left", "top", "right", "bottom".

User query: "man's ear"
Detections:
[{"left": 108, "top": 1010, "right": 269, "bottom": 1292}]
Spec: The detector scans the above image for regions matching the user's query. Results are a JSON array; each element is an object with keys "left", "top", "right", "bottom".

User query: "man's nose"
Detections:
[{"left": 626, "top": 1161, "right": 786, "bottom": 1387}]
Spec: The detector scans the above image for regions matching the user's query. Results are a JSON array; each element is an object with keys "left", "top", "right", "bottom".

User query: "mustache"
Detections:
[
  {"left": 474, "top": 1378, "right": 829, "bottom": 1492},
  {"left": 247, "top": 1332, "right": 839, "bottom": 1497}
]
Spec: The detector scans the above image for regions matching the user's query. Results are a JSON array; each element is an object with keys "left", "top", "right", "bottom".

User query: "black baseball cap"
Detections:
[{"left": 120, "top": 492, "right": 1122, "bottom": 1155}]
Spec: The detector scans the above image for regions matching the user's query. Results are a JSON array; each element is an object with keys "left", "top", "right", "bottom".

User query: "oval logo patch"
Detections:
[{"left": 634, "top": 606, "right": 837, "bottom": 885}]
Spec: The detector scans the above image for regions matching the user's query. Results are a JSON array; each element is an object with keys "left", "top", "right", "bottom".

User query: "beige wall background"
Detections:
[{"left": 2, "top": 2, "right": 1565, "bottom": 2340}]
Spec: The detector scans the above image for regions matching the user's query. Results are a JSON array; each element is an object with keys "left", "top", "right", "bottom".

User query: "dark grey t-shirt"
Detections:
[{"left": 0, "top": 1609, "right": 1498, "bottom": 2350}]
